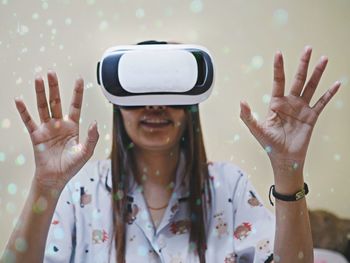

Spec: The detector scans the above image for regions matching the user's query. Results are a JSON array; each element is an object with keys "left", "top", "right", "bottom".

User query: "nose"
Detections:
[{"left": 145, "top": 105, "right": 166, "bottom": 110}]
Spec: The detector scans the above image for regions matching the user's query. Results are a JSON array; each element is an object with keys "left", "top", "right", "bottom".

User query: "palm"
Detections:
[
  {"left": 30, "top": 119, "right": 83, "bottom": 186},
  {"left": 14, "top": 72, "right": 99, "bottom": 192},
  {"left": 240, "top": 47, "right": 340, "bottom": 164},
  {"left": 260, "top": 95, "right": 315, "bottom": 158}
]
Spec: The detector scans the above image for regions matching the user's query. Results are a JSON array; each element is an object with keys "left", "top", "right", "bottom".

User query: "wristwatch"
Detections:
[{"left": 269, "top": 182, "right": 309, "bottom": 206}]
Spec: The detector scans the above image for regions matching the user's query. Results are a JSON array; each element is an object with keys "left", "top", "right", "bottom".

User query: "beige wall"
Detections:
[{"left": 1, "top": 0, "right": 349, "bottom": 252}]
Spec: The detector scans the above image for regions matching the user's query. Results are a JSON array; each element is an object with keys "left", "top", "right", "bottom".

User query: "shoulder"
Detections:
[
  {"left": 207, "top": 161, "right": 248, "bottom": 195},
  {"left": 66, "top": 158, "right": 111, "bottom": 188}
]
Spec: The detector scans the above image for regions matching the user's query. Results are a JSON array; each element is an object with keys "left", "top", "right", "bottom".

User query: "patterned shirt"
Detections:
[{"left": 44, "top": 152, "right": 275, "bottom": 263}]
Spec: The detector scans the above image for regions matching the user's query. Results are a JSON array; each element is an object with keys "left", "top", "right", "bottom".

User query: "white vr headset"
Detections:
[{"left": 96, "top": 43, "right": 215, "bottom": 106}]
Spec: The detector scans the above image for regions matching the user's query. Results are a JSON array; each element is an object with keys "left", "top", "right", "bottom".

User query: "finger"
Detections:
[
  {"left": 240, "top": 100, "right": 264, "bottom": 142},
  {"left": 68, "top": 78, "right": 84, "bottom": 124},
  {"left": 289, "top": 46, "right": 312, "bottom": 97},
  {"left": 312, "top": 81, "right": 341, "bottom": 116},
  {"left": 35, "top": 76, "right": 51, "bottom": 123},
  {"left": 48, "top": 70, "right": 63, "bottom": 119},
  {"left": 301, "top": 56, "right": 328, "bottom": 104},
  {"left": 14, "top": 98, "right": 38, "bottom": 134},
  {"left": 81, "top": 121, "right": 99, "bottom": 160},
  {"left": 272, "top": 51, "right": 285, "bottom": 98}
]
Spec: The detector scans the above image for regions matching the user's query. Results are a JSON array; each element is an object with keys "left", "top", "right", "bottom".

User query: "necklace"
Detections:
[{"left": 147, "top": 202, "right": 168, "bottom": 210}]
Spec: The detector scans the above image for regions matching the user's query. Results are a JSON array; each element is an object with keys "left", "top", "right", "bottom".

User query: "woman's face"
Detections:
[{"left": 120, "top": 106, "right": 187, "bottom": 152}]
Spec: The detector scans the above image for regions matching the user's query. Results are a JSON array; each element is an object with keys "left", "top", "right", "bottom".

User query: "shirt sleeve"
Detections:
[
  {"left": 43, "top": 181, "right": 76, "bottom": 263},
  {"left": 231, "top": 168, "right": 275, "bottom": 263}
]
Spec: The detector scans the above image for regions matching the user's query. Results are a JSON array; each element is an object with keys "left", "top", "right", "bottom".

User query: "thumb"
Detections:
[
  {"left": 82, "top": 121, "right": 99, "bottom": 159},
  {"left": 239, "top": 100, "right": 263, "bottom": 141}
]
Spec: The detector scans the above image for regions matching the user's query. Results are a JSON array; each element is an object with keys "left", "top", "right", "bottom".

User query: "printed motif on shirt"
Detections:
[
  {"left": 256, "top": 238, "right": 272, "bottom": 254},
  {"left": 247, "top": 190, "right": 262, "bottom": 207},
  {"left": 170, "top": 219, "right": 191, "bottom": 235},
  {"left": 213, "top": 211, "right": 229, "bottom": 238},
  {"left": 92, "top": 229, "right": 109, "bottom": 244},
  {"left": 233, "top": 222, "right": 252, "bottom": 240},
  {"left": 224, "top": 252, "right": 238, "bottom": 263}
]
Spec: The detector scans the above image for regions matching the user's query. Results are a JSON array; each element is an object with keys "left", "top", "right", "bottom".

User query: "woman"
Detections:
[{"left": 2, "top": 40, "right": 340, "bottom": 263}]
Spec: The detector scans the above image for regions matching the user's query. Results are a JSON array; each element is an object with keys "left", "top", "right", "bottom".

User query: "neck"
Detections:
[{"left": 132, "top": 146, "right": 181, "bottom": 191}]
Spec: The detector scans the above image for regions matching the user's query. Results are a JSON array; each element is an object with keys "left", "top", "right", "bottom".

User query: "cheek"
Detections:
[
  {"left": 176, "top": 113, "right": 187, "bottom": 134},
  {"left": 120, "top": 111, "right": 139, "bottom": 136}
]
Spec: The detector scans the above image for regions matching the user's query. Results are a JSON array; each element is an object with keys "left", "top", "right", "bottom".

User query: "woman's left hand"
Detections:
[{"left": 240, "top": 46, "right": 341, "bottom": 175}]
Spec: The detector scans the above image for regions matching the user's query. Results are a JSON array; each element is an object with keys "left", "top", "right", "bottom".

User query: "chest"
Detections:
[{"left": 149, "top": 209, "right": 167, "bottom": 228}]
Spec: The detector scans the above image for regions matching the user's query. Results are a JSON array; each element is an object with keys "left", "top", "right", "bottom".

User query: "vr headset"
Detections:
[{"left": 96, "top": 42, "right": 215, "bottom": 107}]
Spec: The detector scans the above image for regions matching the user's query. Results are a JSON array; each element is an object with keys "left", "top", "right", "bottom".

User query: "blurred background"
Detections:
[{"left": 0, "top": 0, "right": 349, "bottom": 253}]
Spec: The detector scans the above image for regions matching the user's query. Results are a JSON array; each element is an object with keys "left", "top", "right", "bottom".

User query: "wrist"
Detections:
[
  {"left": 31, "top": 177, "right": 62, "bottom": 201},
  {"left": 270, "top": 158, "right": 305, "bottom": 195}
]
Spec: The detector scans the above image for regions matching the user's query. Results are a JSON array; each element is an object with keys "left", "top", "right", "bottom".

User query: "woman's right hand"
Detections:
[{"left": 14, "top": 71, "right": 99, "bottom": 195}]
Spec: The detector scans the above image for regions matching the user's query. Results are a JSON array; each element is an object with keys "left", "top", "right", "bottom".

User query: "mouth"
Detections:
[{"left": 139, "top": 118, "right": 173, "bottom": 129}]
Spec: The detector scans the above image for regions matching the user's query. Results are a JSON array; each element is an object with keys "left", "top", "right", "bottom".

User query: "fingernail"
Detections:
[
  {"left": 91, "top": 120, "right": 97, "bottom": 128},
  {"left": 320, "top": 56, "right": 328, "bottom": 62},
  {"left": 47, "top": 69, "right": 56, "bottom": 76},
  {"left": 304, "top": 45, "right": 312, "bottom": 52}
]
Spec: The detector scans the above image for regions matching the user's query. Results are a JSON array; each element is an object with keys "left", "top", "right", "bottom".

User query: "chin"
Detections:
[{"left": 135, "top": 139, "right": 179, "bottom": 152}]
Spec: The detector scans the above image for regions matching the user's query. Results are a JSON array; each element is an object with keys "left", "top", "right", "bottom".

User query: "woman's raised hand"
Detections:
[
  {"left": 240, "top": 46, "right": 340, "bottom": 172},
  {"left": 14, "top": 71, "right": 99, "bottom": 195}
]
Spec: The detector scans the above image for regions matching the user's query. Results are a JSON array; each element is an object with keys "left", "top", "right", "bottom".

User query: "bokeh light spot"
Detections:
[
  {"left": 86, "top": 0, "right": 96, "bottom": 5},
  {"left": 0, "top": 152, "right": 6, "bottom": 162},
  {"left": 36, "top": 143, "right": 46, "bottom": 152},
  {"left": 15, "top": 237, "right": 28, "bottom": 252},
  {"left": 42, "top": 2, "right": 48, "bottom": 10},
  {"left": 2, "top": 118, "right": 11, "bottom": 128},
  {"left": 46, "top": 19, "right": 53, "bottom": 26},
  {"left": 273, "top": 9, "right": 288, "bottom": 26},
  {"left": 54, "top": 227, "right": 65, "bottom": 239},
  {"left": 2, "top": 249, "right": 16, "bottom": 263},
  {"left": 262, "top": 94, "right": 271, "bottom": 104},
  {"left": 135, "top": 8, "right": 145, "bottom": 18},
  {"left": 265, "top": 146, "right": 272, "bottom": 154},
  {"left": 298, "top": 251, "right": 304, "bottom": 259},
  {"left": 190, "top": 0, "right": 203, "bottom": 13},
  {"left": 32, "top": 13, "right": 39, "bottom": 20},
  {"left": 333, "top": 154, "right": 341, "bottom": 161},
  {"left": 33, "top": 196, "right": 48, "bottom": 213},
  {"left": 65, "top": 18, "right": 72, "bottom": 25},
  {"left": 233, "top": 134, "right": 240, "bottom": 142},
  {"left": 8, "top": 183, "right": 17, "bottom": 195},
  {"left": 251, "top": 55, "right": 264, "bottom": 69},
  {"left": 16, "top": 77, "right": 22, "bottom": 85},
  {"left": 137, "top": 245, "right": 147, "bottom": 256},
  {"left": 15, "top": 154, "right": 26, "bottom": 166},
  {"left": 99, "top": 20, "right": 109, "bottom": 31}
]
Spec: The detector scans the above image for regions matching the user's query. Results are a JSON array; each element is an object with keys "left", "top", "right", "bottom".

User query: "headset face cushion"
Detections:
[{"left": 97, "top": 44, "right": 214, "bottom": 106}]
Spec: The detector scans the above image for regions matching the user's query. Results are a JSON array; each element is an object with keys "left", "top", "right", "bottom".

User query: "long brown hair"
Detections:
[{"left": 107, "top": 40, "right": 212, "bottom": 263}]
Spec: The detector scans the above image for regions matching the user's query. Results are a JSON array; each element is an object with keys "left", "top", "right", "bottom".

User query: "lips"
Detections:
[{"left": 140, "top": 117, "right": 172, "bottom": 129}]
